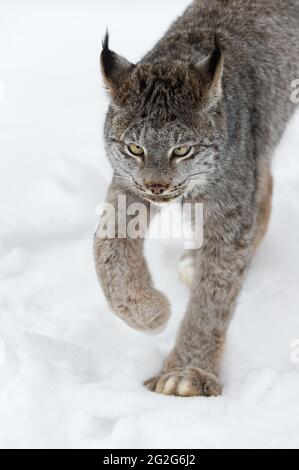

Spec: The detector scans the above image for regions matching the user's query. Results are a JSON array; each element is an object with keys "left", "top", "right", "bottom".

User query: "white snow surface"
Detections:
[{"left": 0, "top": 0, "right": 299, "bottom": 449}]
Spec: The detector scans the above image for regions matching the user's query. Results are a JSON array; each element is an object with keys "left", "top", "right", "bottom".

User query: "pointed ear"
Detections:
[
  {"left": 199, "top": 35, "right": 224, "bottom": 105},
  {"left": 100, "top": 32, "right": 135, "bottom": 97}
]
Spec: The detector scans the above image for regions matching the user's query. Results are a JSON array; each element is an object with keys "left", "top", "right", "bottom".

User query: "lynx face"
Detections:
[{"left": 101, "top": 34, "right": 226, "bottom": 203}]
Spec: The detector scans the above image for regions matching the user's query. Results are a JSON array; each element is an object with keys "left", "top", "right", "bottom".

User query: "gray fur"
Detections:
[{"left": 94, "top": 0, "right": 299, "bottom": 396}]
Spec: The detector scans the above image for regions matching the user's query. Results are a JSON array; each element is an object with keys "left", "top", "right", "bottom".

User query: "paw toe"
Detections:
[
  {"left": 158, "top": 376, "right": 179, "bottom": 395},
  {"left": 177, "top": 379, "right": 196, "bottom": 397}
]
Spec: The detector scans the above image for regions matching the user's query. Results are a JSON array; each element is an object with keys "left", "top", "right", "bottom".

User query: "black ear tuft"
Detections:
[
  {"left": 101, "top": 30, "right": 114, "bottom": 80},
  {"left": 102, "top": 29, "right": 109, "bottom": 51}
]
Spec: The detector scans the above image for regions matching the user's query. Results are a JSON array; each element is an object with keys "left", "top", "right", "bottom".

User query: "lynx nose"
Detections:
[{"left": 144, "top": 181, "right": 170, "bottom": 195}]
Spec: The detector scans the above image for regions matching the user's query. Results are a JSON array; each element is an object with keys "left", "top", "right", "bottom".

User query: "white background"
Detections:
[{"left": 0, "top": 0, "right": 299, "bottom": 448}]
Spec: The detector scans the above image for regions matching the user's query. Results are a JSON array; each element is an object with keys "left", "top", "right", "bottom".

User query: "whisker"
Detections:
[
  {"left": 114, "top": 173, "right": 130, "bottom": 179},
  {"left": 189, "top": 172, "right": 207, "bottom": 178}
]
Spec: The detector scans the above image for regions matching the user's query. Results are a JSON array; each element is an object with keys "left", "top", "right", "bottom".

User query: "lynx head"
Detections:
[{"left": 101, "top": 32, "right": 226, "bottom": 203}]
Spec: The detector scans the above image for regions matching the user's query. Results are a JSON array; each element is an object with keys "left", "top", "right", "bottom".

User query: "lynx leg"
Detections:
[
  {"left": 178, "top": 250, "right": 195, "bottom": 288},
  {"left": 145, "top": 221, "right": 256, "bottom": 397},
  {"left": 254, "top": 169, "right": 273, "bottom": 252},
  {"left": 94, "top": 180, "right": 170, "bottom": 332}
]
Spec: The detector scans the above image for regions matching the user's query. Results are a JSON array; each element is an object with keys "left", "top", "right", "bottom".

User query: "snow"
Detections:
[{"left": 0, "top": 0, "right": 299, "bottom": 449}]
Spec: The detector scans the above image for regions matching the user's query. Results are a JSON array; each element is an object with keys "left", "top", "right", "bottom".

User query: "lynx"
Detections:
[{"left": 94, "top": 0, "right": 299, "bottom": 396}]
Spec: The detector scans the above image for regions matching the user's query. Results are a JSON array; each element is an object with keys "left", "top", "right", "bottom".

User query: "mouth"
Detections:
[
  {"left": 140, "top": 191, "right": 184, "bottom": 205},
  {"left": 133, "top": 180, "right": 189, "bottom": 205}
]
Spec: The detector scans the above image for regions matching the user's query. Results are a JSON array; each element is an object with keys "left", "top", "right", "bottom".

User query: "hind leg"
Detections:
[
  {"left": 254, "top": 168, "right": 273, "bottom": 252},
  {"left": 178, "top": 250, "right": 195, "bottom": 287},
  {"left": 179, "top": 169, "right": 273, "bottom": 288}
]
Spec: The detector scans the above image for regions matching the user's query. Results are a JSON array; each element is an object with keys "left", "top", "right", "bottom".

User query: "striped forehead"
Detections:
[{"left": 123, "top": 119, "right": 192, "bottom": 151}]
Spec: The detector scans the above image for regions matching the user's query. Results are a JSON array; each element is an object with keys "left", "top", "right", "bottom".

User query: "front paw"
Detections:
[
  {"left": 113, "top": 288, "right": 170, "bottom": 332},
  {"left": 144, "top": 367, "right": 222, "bottom": 397}
]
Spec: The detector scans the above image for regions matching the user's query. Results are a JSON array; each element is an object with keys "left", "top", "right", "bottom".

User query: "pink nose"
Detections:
[{"left": 144, "top": 182, "right": 169, "bottom": 195}]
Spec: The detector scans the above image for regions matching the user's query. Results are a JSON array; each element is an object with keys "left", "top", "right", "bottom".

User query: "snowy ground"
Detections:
[{"left": 1, "top": 0, "right": 299, "bottom": 449}]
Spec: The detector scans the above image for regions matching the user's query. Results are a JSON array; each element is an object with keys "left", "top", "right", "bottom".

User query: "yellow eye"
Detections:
[
  {"left": 173, "top": 146, "right": 191, "bottom": 157},
  {"left": 128, "top": 143, "right": 145, "bottom": 156}
]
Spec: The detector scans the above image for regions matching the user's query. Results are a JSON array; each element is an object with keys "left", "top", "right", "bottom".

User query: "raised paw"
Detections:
[
  {"left": 113, "top": 288, "right": 170, "bottom": 332},
  {"left": 144, "top": 367, "right": 222, "bottom": 397}
]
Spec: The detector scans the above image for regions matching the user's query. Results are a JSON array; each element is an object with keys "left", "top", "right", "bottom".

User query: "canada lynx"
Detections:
[{"left": 94, "top": 0, "right": 299, "bottom": 396}]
